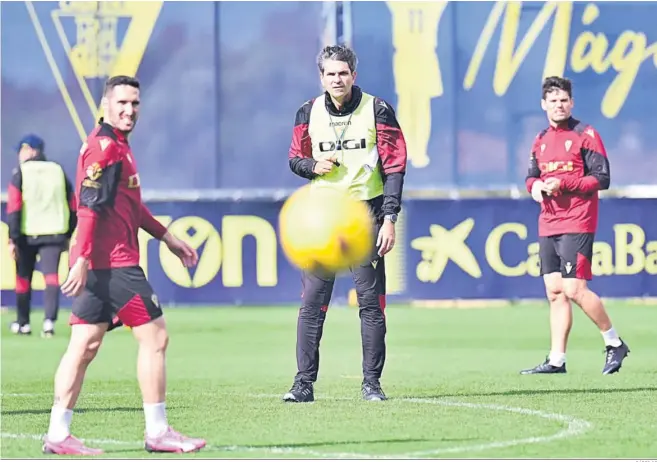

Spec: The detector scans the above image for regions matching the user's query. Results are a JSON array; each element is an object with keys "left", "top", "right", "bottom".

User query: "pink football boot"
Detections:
[
  {"left": 144, "top": 427, "right": 206, "bottom": 453},
  {"left": 43, "top": 435, "right": 104, "bottom": 456}
]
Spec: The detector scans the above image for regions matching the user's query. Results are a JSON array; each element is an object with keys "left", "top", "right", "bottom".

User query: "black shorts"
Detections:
[
  {"left": 70, "top": 266, "right": 162, "bottom": 328},
  {"left": 539, "top": 233, "right": 595, "bottom": 280}
]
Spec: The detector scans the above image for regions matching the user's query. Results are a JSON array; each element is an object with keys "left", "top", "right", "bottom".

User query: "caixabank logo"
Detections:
[
  {"left": 24, "top": 1, "right": 162, "bottom": 141},
  {"left": 411, "top": 218, "right": 657, "bottom": 283}
]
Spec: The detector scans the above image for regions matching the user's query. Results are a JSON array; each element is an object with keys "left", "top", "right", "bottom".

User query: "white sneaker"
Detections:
[
  {"left": 10, "top": 322, "right": 31, "bottom": 335},
  {"left": 42, "top": 319, "right": 55, "bottom": 338}
]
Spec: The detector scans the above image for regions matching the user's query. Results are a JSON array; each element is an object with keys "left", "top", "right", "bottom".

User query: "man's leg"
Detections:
[
  {"left": 521, "top": 236, "right": 569, "bottom": 374},
  {"left": 130, "top": 317, "right": 170, "bottom": 438},
  {"left": 351, "top": 223, "right": 387, "bottom": 400},
  {"left": 283, "top": 270, "right": 335, "bottom": 403},
  {"left": 38, "top": 244, "right": 63, "bottom": 336},
  {"left": 544, "top": 272, "right": 572, "bottom": 368},
  {"left": 12, "top": 243, "right": 37, "bottom": 334},
  {"left": 44, "top": 275, "right": 110, "bottom": 455},
  {"left": 113, "top": 267, "right": 205, "bottom": 452},
  {"left": 47, "top": 324, "right": 108, "bottom": 438},
  {"left": 559, "top": 234, "right": 629, "bottom": 374}
]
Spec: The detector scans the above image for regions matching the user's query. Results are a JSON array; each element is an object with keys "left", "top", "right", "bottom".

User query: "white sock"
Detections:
[
  {"left": 602, "top": 327, "right": 622, "bottom": 347},
  {"left": 548, "top": 351, "right": 566, "bottom": 367},
  {"left": 143, "top": 402, "right": 168, "bottom": 438},
  {"left": 47, "top": 407, "right": 73, "bottom": 443}
]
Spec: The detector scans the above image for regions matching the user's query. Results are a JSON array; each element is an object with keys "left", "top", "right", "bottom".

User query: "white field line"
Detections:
[
  {"left": 1, "top": 392, "right": 149, "bottom": 398},
  {"left": 401, "top": 398, "right": 592, "bottom": 458},
  {"left": 0, "top": 392, "right": 593, "bottom": 458}
]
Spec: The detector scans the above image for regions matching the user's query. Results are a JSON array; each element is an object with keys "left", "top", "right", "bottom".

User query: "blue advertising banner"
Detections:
[
  {"left": 1, "top": 198, "right": 655, "bottom": 307},
  {"left": 1, "top": 200, "right": 303, "bottom": 307},
  {"left": 404, "top": 198, "right": 657, "bottom": 300}
]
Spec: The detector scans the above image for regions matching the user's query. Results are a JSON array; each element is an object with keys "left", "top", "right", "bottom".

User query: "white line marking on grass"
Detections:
[
  {"left": 1, "top": 394, "right": 593, "bottom": 458},
  {"left": 1, "top": 391, "right": 185, "bottom": 398},
  {"left": 246, "top": 394, "right": 593, "bottom": 458},
  {"left": 0, "top": 432, "right": 380, "bottom": 458},
  {"left": 401, "top": 398, "right": 592, "bottom": 458},
  {"left": 0, "top": 432, "right": 382, "bottom": 458},
  {"left": 0, "top": 432, "right": 140, "bottom": 447},
  {"left": 1, "top": 392, "right": 140, "bottom": 398}
]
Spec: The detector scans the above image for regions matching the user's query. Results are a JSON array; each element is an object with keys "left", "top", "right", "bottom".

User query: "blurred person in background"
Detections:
[
  {"left": 284, "top": 45, "right": 408, "bottom": 402},
  {"left": 523, "top": 76, "right": 629, "bottom": 376},
  {"left": 6, "top": 134, "right": 77, "bottom": 337}
]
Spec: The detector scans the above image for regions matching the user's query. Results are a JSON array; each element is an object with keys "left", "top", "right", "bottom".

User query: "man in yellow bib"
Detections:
[
  {"left": 7, "top": 135, "right": 77, "bottom": 337},
  {"left": 284, "top": 45, "right": 408, "bottom": 402}
]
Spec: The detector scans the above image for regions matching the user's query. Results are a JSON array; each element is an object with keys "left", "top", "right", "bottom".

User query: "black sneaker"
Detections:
[
  {"left": 520, "top": 358, "right": 566, "bottom": 375},
  {"left": 362, "top": 380, "right": 387, "bottom": 401},
  {"left": 602, "top": 340, "right": 630, "bottom": 375},
  {"left": 282, "top": 380, "right": 314, "bottom": 403}
]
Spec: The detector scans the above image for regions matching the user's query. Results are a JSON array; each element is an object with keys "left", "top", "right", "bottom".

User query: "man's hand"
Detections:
[
  {"left": 163, "top": 232, "right": 198, "bottom": 268},
  {"left": 531, "top": 180, "right": 547, "bottom": 202},
  {"left": 62, "top": 257, "right": 89, "bottom": 297},
  {"left": 376, "top": 221, "right": 396, "bottom": 257},
  {"left": 313, "top": 157, "right": 338, "bottom": 175},
  {"left": 544, "top": 177, "right": 562, "bottom": 196},
  {"left": 8, "top": 241, "right": 18, "bottom": 261}
]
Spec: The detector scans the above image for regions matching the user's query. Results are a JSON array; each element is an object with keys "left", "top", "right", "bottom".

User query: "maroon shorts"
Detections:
[{"left": 70, "top": 266, "right": 162, "bottom": 328}]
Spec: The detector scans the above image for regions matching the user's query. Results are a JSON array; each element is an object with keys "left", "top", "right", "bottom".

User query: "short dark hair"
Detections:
[
  {"left": 542, "top": 76, "right": 572, "bottom": 99},
  {"left": 104, "top": 75, "right": 140, "bottom": 95},
  {"left": 317, "top": 45, "right": 358, "bottom": 74}
]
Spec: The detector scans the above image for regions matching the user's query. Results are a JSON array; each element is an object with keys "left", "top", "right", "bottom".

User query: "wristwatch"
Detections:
[{"left": 384, "top": 214, "right": 398, "bottom": 223}]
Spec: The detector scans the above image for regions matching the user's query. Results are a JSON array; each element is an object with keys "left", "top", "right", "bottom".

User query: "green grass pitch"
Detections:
[{"left": 1, "top": 302, "right": 656, "bottom": 458}]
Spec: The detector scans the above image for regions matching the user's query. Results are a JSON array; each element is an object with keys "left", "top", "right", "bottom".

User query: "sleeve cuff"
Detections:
[
  {"left": 141, "top": 210, "right": 168, "bottom": 240},
  {"left": 76, "top": 212, "right": 97, "bottom": 258}
]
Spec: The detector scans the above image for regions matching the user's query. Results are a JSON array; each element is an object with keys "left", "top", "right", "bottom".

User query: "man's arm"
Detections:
[
  {"left": 288, "top": 100, "right": 318, "bottom": 180},
  {"left": 7, "top": 168, "right": 23, "bottom": 243},
  {"left": 525, "top": 135, "right": 543, "bottom": 193},
  {"left": 561, "top": 127, "right": 610, "bottom": 193},
  {"left": 140, "top": 203, "right": 168, "bottom": 240},
  {"left": 64, "top": 173, "right": 78, "bottom": 238},
  {"left": 75, "top": 139, "right": 123, "bottom": 259},
  {"left": 374, "top": 98, "right": 407, "bottom": 216}
]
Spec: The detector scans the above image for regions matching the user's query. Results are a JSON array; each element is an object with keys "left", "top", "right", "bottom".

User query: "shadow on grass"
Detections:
[
  {"left": 243, "top": 436, "right": 474, "bottom": 449},
  {"left": 3, "top": 406, "right": 183, "bottom": 416}
]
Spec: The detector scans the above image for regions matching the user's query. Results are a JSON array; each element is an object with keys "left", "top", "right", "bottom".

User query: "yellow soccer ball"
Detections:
[{"left": 279, "top": 185, "right": 374, "bottom": 273}]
